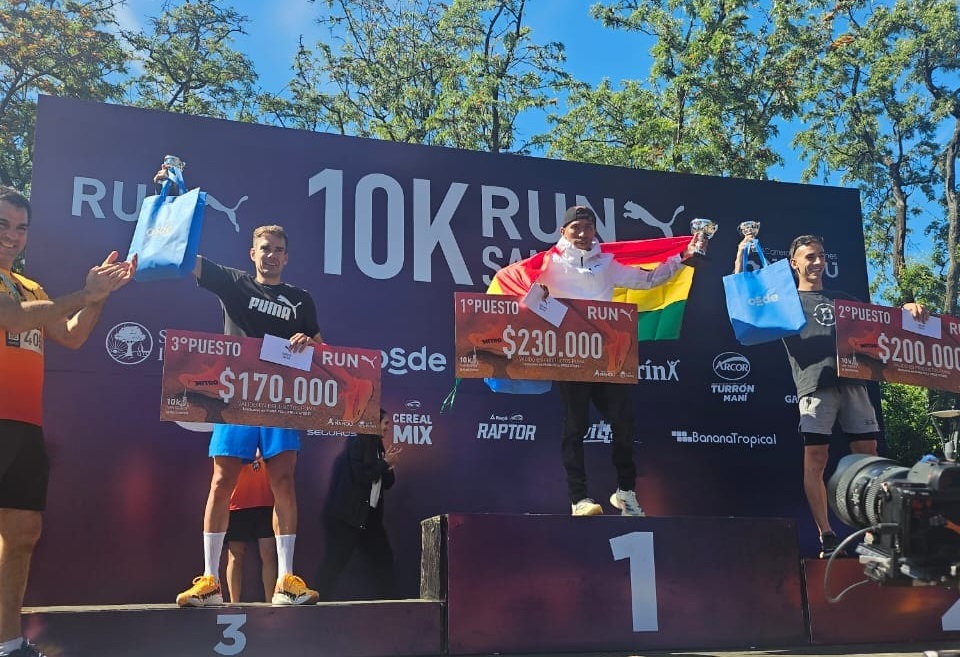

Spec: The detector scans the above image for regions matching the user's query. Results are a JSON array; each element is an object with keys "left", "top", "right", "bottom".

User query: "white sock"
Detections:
[
  {"left": 276, "top": 534, "right": 296, "bottom": 578},
  {"left": 0, "top": 637, "right": 23, "bottom": 656},
  {"left": 203, "top": 532, "right": 226, "bottom": 579}
]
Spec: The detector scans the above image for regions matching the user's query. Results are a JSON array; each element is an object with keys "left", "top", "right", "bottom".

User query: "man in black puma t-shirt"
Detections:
[{"left": 176, "top": 223, "right": 324, "bottom": 607}]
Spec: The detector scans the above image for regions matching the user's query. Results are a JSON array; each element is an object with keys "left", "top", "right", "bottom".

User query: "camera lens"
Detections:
[{"left": 827, "top": 454, "right": 909, "bottom": 527}]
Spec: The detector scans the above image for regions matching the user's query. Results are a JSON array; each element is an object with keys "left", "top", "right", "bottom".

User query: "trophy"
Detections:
[
  {"left": 738, "top": 221, "right": 760, "bottom": 239},
  {"left": 739, "top": 220, "right": 760, "bottom": 253},
  {"left": 686, "top": 218, "right": 718, "bottom": 265},
  {"left": 162, "top": 154, "right": 186, "bottom": 171}
]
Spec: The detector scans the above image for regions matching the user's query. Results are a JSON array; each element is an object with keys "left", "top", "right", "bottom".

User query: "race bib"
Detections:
[{"left": 7, "top": 327, "right": 43, "bottom": 354}]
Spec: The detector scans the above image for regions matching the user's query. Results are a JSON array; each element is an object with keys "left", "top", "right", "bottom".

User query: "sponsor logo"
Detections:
[
  {"left": 381, "top": 346, "right": 447, "bottom": 376},
  {"left": 712, "top": 352, "right": 750, "bottom": 381},
  {"left": 275, "top": 294, "right": 302, "bottom": 319},
  {"left": 248, "top": 296, "right": 296, "bottom": 321},
  {"left": 622, "top": 200, "right": 685, "bottom": 237},
  {"left": 145, "top": 223, "right": 175, "bottom": 237},
  {"left": 710, "top": 383, "right": 755, "bottom": 402},
  {"left": 393, "top": 405, "right": 433, "bottom": 445},
  {"left": 813, "top": 302, "right": 836, "bottom": 326},
  {"left": 784, "top": 394, "right": 799, "bottom": 404},
  {"left": 839, "top": 352, "right": 858, "bottom": 368},
  {"left": 747, "top": 292, "right": 779, "bottom": 306},
  {"left": 477, "top": 413, "right": 536, "bottom": 441},
  {"left": 638, "top": 358, "right": 679, "bottom": 382},
  {"left": 672, "top": 429, "right": 777, "bottom": 448},
  {"left": 306, "top": 429, "right": 358, "bottom": 437},
  {"left": 711, "top": 352, "right": 753, "bottom": 402},
  {"left": 205, "top": 193, "right": 247, "bottom": 233},
  {"left": 583, "top": 421, "right": 613, "bottom": 444},
  {"left": 70, "top": 176, "right": 247, "bottom": 232},
  {"left": 105, "top": 321, "right": 154, "bottom": 365}
]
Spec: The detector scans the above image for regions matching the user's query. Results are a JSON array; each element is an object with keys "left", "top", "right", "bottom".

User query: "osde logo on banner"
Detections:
[{"left": 381, "top": 346, "right": 447, "bottom": 376}]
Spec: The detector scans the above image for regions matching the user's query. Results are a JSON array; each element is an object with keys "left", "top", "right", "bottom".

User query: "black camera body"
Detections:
[{"left": 827, "top": 454, "right": 960, "bottom": 586}]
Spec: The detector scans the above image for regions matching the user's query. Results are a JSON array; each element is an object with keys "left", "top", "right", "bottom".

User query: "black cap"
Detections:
[{"left": 562, "top": 205, "right": 597, "bottom": 228}]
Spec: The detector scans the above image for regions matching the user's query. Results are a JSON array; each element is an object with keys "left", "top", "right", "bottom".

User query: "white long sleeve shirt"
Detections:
[{"left": 536, "top": 236, "right": 684, "bottom": 301}]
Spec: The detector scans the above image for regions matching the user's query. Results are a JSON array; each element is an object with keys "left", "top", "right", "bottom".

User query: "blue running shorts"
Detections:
[{"left": 208, "top": 425, "right": 300, "bottom": 461}]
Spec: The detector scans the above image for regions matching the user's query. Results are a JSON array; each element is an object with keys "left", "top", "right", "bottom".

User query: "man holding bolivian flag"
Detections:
[{"left": 488, "top": 205, "right": 699, "bottom": 518}]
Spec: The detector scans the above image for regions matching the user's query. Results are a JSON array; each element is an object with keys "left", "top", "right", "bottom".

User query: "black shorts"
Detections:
[
  {"left": 226, "top": 506, "right": 274, "bottom": 543},
  {"left": 0, "top": 420, "right": 49, "bottom": 511}
]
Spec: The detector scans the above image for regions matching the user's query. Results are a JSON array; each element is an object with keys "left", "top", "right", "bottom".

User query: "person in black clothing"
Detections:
[
  {"left": 734, "top": 234, "right": 927, "bottom": 557},
  {"left": 316, "top": 409, "right": 402, "bottom": 600}
]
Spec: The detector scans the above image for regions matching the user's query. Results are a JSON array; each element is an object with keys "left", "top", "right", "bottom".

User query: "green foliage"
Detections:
[
  {"left": 793, "top": 0, "right": 959, "bottom": 310},
  {"left": 263, "top": 0, "right": 568, "bottom": 153},
  {"left": 0, "top": 0, "right": 127, "bottom": 189},
  {"left": 880, "top": 382, "right": 940, "bottom": 464},
  {"left": 124, "top": 0, "right": 259, "bottom": 120},
  {"left": 546, "top": 0, "right": 807, "bottom": 178}
]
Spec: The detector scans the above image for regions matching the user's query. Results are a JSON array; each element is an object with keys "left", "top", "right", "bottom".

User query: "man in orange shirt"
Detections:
[{"left": 0, "top": 186, "right": 135, "bottom": 657}]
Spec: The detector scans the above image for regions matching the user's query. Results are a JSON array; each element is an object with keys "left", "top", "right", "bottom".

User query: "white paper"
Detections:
[
  {"left": 901, "top": 308, "right": 941, "bottom": 339},
  {"left": 522, "top": 284, "right": 568, "bottom": 328},
  {"left": 259, "top": 334, "right": 314, "bottom": 371}
]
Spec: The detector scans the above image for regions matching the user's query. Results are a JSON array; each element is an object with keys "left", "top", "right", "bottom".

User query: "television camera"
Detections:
[{"left": 826, "top": 410, "right": 960, "bottom": 587}]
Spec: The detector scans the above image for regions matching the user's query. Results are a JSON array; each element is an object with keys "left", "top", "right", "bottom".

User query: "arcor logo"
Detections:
[
  {"left": 747, "top": 292, "right": 780, "bottom": 306},
  {"left": 712, "top": 352, "right": 751, "bottom": 381}
]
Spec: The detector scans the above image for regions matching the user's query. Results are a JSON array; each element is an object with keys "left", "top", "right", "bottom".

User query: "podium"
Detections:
[
  {"left": 23, "top": 515, "right": 960, "bottom": 655},
  {"left": 804, "top": 558, "right": 960, "bottom": 644},
  {"left": 421, "top": 513, "right": 806, "bottom": 654}
]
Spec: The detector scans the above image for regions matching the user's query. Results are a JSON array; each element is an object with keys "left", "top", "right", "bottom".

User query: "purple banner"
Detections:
[{"left": 25, "top": 95, "right": 872, "bottom": 605}]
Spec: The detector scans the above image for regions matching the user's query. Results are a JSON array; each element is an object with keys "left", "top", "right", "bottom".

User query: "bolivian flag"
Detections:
[{"left": 487, "top": 236, "right": 694, "bottom": 341}]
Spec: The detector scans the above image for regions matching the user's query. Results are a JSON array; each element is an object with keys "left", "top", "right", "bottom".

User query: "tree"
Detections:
[
  {"left": 0, "top": 0, "right": 127, "bottom": 190},
  {"left": 124, "top": 0, "right": 259, "bottom": 121},
  {"left": 264, "top": 0, "right": 568, "bottom": 153},
  {"left": 880, "top": 382, "right": 940, "bottom": 464},
  {"left": 547, "top": 0, "right": 807, "bottom": 178},
  {"left": 793, "top": 0, "right": 941, "bottom": 301},
  {"left": 902, "top": 0, "right": 960, "bottom": 315},
  {"left": 542, "top": 79, "right": 672, "bottom": 169}
]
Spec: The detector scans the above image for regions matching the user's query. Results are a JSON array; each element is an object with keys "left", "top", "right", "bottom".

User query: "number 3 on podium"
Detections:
[{"left": 215, "top": 614, "right": 247, "bottom": 655}]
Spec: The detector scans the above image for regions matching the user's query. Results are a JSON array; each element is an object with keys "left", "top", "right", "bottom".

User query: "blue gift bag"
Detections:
[
  {"left": 127, "top": 167, "right": 206, "bottom": 281},
  {"left": 722, "top": 240, "right": 806, "bottom": 346}
]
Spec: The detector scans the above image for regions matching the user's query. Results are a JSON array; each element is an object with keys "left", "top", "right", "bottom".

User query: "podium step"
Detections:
[
  {"left": 421, "top": 513, "right": 806, "bottom": 654},
  {"left": 23, "top": 599, "right": 442, "bottom": 657},
  {"left": 803, "top": 558, "right": 960, "bottom": 644}
]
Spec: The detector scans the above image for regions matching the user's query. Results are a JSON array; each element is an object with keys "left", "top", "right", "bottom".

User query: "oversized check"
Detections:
[
  {"left": 454, "top": 292, "right": 639, "bottom": 383},
  {"left": 161, "top": 329, "right": 381, "bottom": 432},
  {"left": 835, "top": 300, "right": 960, "bottom": 392}
]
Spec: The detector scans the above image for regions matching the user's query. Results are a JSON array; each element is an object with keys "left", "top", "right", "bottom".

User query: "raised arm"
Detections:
[
  {"left": 44, "top": 252, "right": 137, "bottom": 349},
  {"left": 611, "top": 244, "right": 696, "bottom": 290},
  {"left": 732, "top": 236, "right": 755, "bottom": 274}
]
